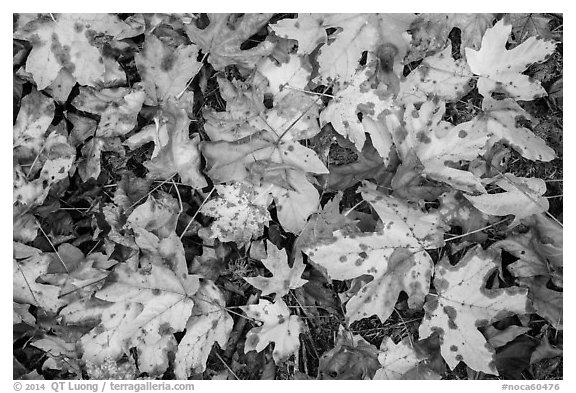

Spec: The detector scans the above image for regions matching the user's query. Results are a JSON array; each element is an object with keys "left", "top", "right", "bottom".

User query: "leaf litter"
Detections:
[{"left": 13, "top": 13, "right": 562, "bottom": 381}]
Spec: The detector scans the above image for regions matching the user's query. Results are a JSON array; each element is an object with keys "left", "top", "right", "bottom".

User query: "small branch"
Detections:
[
  {"left": 179, "top": 187, "right": 215, "bottom": 239},
  {"left": 214, "top": 351, "right": 239, "bottom": 380},
  {"left": 444, "top": 217, "right": 510, "bottom": 242}
]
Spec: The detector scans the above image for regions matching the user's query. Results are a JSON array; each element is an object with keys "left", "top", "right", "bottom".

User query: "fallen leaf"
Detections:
[
  {"left": 242, "top": 298, "right": 302, "bottom": 363},
  {"left": 464, "top": 174, "right": 549, "bottom": 227},
  {"left": 419, "top": 246, "right": 530, "bottom": 375},
  {"left": 200, "top": 181, "right": 272, "bottom": 244},
  {"left": 244, "top": 240, "right": 307, "bottom": 297},
  {"left": 135, "top": 34, "right": 202, "bottom": 105},
  {"left": 185, "top": 13, "right": 275, "bottom": 71},
  {"left": 174, "top": 280, "right": 233, "bottom": 379},
  {"left": 466, "top": 19, "right": 556, "bottom": 100}
]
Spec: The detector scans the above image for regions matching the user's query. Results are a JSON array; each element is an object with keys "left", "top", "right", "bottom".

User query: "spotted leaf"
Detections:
[
  {"left": 242, "top": 298, "right": 302, "bottom": 363},
  {"left": 419, "top": 246, "right": 530, "bottom": 375}
]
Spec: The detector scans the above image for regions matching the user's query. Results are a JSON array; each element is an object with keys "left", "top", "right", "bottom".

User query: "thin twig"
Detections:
[
  {"left": 128, "top": 173, "right": 177, "bottom": 209},
  {"left": 444, "top": 217, "right": 510, "bottom": 242},
  {"left": 214, "top": 351, "right": 239, "bottom": 380},
  {"left": 179, "top": 187, "right": 215, "bottom": 239},
  {"left": 38, "top": 225, "right": 69, "bottom": 273}
]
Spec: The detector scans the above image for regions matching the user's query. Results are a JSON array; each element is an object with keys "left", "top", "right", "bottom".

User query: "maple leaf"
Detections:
[
  {"left": 13, "top": 89, "right": 55, "bottom": 160},
  {"left": 269, "top": 14, "right": 327, "bottom": 55},
  {"left": 14, "top": 126, "right": 76, "bottom": 206},
  {"left": 244, "top": 240, "right": 307, "bottom": 297},
  {"left": 269, "top": 168, "right": 323, "bottom": 233},
  {"left": 255, "top": 53, "right": 312, "bottom": 100},
  {"left": 304, "top": 185, "right": 444, "bottom": 322},
  {"left": 14, "top": 303, "right": 35, "bottom": 325},
  {"left": 137, "top": 102, "right": 207, "bottom": 189},
  {"left": 318, "top": 326, "right": 380, "bottom": 379},
  {"left": 519, "top": 276, "right": 562, "bottom": 330},
  {"left": 505, "top": 13, "right": 555, "bottom": 42},
  {"left": 72, "top": 84, "right": 146, "bottom": 138},
  {"left": 320, "top": 64, "right": 396, "bottom": 159},
  {"left": 242, "top": 298, "right": 302, "bottom": 363},
  {"left": 374, "top": 337, "right": 427, "bottom": 380},
  {"left": 292, "top": 192, "right": 354, "bottom": 255},
  {"left": 466, "top": 19, "right": 556, "bottom": 100},
  {"left": 479, "top": 97, "right": 555, "bottom": 162},
  {"left": 185, "top": 13, "right": 275, "bottom": 71},
  {"left": 314, "top": 14, "right": 415, "bottom": 84},
  {"left": 438, "top": 190, "right": 490, "bottom": 243},
  {"left": 200, "top": 182, "right": 272, "bottom": 244},
  {"left": 464, "top": 174, "right": 549, "bottom": 227},
  {"left": 202, "top": 77, "right": 265, "bottom": 142},
  {"left": 201, "top": 129, "right": 328, "bottom": 183},
  {"left": 390, "top": 99, "right": 489, "bottom": 194},
  {"left": 174, "top": 280, "right": 233, "bottom": 379},
  {"left": 135, "top": 34, "right": 202, "bottom": 105},
  {"left": 305, "top": 231, "right": 433, "bottom": 323},
  {"left": 15, "top": 14, "right": 130, "bottom": 89},
  {"left": 398, "top": 45, "right": 473, "bottom": 106},
  {"left": 14, "top": 242, "right": 66, "bottom": 314},
  {"left": 79, "top": 264, "right": 200, "bottom": 376},
  {"left": 412, "top": 14, "right": 495, "bottom": 56},
  {"left": 419, "top": 246, "right": 530, "bottom": 375},
  {"left": 484, "top": 325, "right": 531, "bottom": 348},
  {"left": 361, "top": 183, "right": 446, "bottom": 250},
  {"left": 128, "top": 193, "right": 180, "bottom": 238}
]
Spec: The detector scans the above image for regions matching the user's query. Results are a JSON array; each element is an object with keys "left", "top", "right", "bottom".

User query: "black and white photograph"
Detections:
[{"left": 12, "top": 11, "right": 564, "bottom": 384}]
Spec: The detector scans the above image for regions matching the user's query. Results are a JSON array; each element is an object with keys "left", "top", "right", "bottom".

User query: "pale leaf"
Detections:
[
  {"left": 185, "top": 13, "right": 274, "bottom": 71},
  {"left": 466, "top": 19, "right": 556, "bottom": 100},
  {"left": 242, "top": 298, "right": 302, "bottom": 363},
  {"left": 200, "top": 182, "right": 272, "bottom": 244},
  {"left": 464, "top": 174, "right": 549, "bottom": 227},
  {"left": 135, "top": 34, "right": 202, "bottom": 105},
  {"left": 270, "top": 14, "right": 327, "bottom": 55},
  {"left": 244, "top": 240, "right": 307, "bottom": 297},
  {"left": 174, "top": 281, "right": 233, "bottom": 379},
  {"left": 419, "top": 246, "right": 530, "bottom": 375}
]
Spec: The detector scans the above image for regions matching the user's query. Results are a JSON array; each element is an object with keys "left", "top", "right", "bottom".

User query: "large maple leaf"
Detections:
[
  {"left": 174, "top": 280, "right": 233, "bottom": 379},
  {"left": 201, "top": 130, "right": 327, "bottom": 183},
  {"left": 304, "top": 184, "right": 444, "bottom": 322},
  {"left": 14, "top": 14, "right": 131, "bottom": 89},
  {"left": 479, "top": 97, "right": 555, "bottom": 162},
  {"left": 135, "top": 34, "right": 202, "bottom": 105},
  {"left": 269, "top": 14, "right": 327, "bottom": 55},
  {"left": 411, "top": 14, "right": 495, "bottom": 57},
  {"left": 185, "top": 13, "right": 275, "bottom": 71},
  {"left": 419, "top": 246, "right": 530, "bottom": 375},
  {"left": 13, "top": 89, "right": 55, "bottom": 158},
  {"left": 466, "top": 19, "right": 556, "bottom": 100},
  {"left": 314, "top": 14, "right": 415, "bottom": 84},
  {"left": 321, "top": 64, "right": 396, "bottom": 159},
  {"left": 398, "top": 45, "right": 473, "bottom": 106},
  {"left": 71, "top": 84, "right": 146, "bottom": 138},
  {"left": 464, "top": 174, "right": 549, "bottom": 227},
  {"left": 78, "top": 264, "right": 200, "bottom": 376},
  {"left": 134, "top": 101, "right": 207, "bottom": 189},
  {"left": 390, "top": 99, "right": 489, "bottom": 194},
  {"left": 242, "top": 298, "right": 302, "bottom": 363},
  {"left": 14, "top": 242, "right": 66, "bottom": 314}
]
